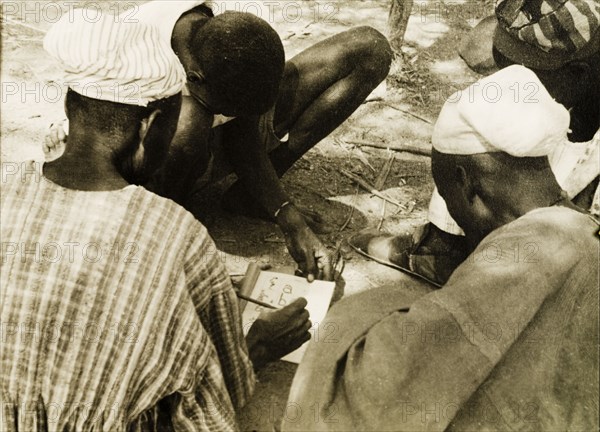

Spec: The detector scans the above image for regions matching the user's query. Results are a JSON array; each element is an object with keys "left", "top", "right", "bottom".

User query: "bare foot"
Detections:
[{"left": 43, "top": 120, "right": 68, "bottom": 162}]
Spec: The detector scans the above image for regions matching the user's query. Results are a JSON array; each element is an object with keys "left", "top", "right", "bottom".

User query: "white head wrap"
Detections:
[{"left": 432, "top": 65, "right": 570, "bottom": 157}]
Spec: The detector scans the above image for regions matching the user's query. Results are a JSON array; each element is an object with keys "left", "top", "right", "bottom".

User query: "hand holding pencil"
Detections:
[
  {"left": 235, "top": 291, "right": 278, "bottom": 309},
  {"left": 244, "top": 297, "right": 312, "bottom": 369}
]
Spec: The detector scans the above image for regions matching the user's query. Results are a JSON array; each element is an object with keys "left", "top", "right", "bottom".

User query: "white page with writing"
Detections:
[{"left": 240, "top": 270, "right": 335, "bottom": 363}]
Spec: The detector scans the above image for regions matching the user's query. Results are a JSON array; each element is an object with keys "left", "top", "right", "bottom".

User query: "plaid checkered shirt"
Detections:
[{"left": 1, "top": 161, "right": 255, "bottom": 431}]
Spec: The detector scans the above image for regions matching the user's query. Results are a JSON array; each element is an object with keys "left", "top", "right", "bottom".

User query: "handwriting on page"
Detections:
[{"left": 252, "top": 277, "right": 295, "bottom": 311}]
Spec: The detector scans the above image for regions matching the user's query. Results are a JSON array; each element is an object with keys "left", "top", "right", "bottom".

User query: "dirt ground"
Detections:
[{"left": 1, "top": 1, "right": 491, "bottom": 430}]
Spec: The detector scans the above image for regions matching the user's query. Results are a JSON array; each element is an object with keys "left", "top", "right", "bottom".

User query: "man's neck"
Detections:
[
  {"left": 506, "top": 190, "right": 568, "bottom": 217},
  {"left": 478, "top": 184, "right": 569, "bottom": 245},
  {"left": 43, "top": 131, "right": 130, "bottom": 191}
]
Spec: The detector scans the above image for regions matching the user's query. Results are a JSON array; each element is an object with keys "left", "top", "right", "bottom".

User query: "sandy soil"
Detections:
[{"left": 1, "top": 1, "right": 491, "bottom": 430}]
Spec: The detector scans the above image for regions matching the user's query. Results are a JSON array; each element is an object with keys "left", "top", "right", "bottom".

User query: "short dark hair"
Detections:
[
  {"left": 189, "top": 11, "right": 285, "bottom": 115},
  {"left": 66, "top": 88, "right": 144, "bottom": 134},
  {"left": 65, "top": 88, "right": 181, "bottom": 135},
  {"left": 65, "top": 88, "right": 182, "bottom": 184}
]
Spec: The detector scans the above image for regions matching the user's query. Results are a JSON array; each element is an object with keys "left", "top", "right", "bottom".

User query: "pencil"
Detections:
[{"left": 235, "top": 292, "right": 278, "bottom": 309}]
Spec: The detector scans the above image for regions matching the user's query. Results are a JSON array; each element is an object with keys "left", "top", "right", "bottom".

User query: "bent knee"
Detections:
[{"left": 349, "top": 26, "right": 393, "bottom": 79}]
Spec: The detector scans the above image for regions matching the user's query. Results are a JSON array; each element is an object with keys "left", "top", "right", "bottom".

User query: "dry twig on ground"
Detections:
[{"left": 340, "top": 169, "right": 407, "bottom": 210}]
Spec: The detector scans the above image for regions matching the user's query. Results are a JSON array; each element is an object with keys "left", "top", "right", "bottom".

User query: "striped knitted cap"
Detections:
[
  {"left": 44, "top": 8, "right": 186, "bottom": 106},
  {"left": 494, "top": 0, "right": 600, "bottom": 69}
]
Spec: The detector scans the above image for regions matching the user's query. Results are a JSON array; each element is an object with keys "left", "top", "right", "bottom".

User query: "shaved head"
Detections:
[
  {"left": 431, "top": 149, "right": 564, "bottom": 244},
  {"left": 188, "top": 11, "right": 285, "bottom": 116}
]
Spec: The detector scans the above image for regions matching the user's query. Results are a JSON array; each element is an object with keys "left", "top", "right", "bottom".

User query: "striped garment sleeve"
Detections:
[{"left": 182, "top": 222, "right": 256, "bottom": 411}]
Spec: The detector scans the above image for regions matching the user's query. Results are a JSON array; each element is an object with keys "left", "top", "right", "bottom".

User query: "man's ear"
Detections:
[
  {"left": 134, "top": 109, "right": 162, "bottom": 168},
  {"left": 455, "top": 164, "right": 477, "bottom": 204},
  {"left": 139, "top": 109, "right": 161, "bottom": 142}
]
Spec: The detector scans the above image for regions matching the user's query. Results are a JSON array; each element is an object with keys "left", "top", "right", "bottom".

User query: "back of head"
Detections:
[
  {"left": 431, "top": 65, "right": 570, "bottom": 241},
  {"left": 64, "top": 89, "right": 182, "bottom": 184},
  {"left": 44, "top": 7, "right": 186, "bottom": 184},
  {"left": 189, "top": 11, "right": 285, "bottom": 115},
  {"left": 64, "top": 89, "right": 173, "bottom": 135},
  {"left": 433, "top": 150, "right": 557, "bottom": 207}
]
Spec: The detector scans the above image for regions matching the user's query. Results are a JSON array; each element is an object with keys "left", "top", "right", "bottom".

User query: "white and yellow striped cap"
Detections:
[{"left": 44, "top": 8, "right": 186, "bottom": 106}]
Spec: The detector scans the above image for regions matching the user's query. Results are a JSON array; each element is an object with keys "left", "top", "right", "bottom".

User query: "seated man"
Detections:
[
  {"left": 281, "top": 66, "right": 599, "bottom": 431},
  {"left": 351, "top": 0, "right": 599, "bottom": 285},
  {"left": 1, "top": 12, "right": 310, "bottom": 430},
  {"left": 45, "top": 1, "right": 393, "bottom": 282}
]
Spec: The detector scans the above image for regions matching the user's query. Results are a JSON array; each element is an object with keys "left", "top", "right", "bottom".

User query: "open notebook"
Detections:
[{"left": 238, "top": 263, "right": 336, "bottom": 364}]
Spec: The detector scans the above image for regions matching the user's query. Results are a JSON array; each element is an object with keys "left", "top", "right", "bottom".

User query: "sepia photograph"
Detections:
[{"left": 1, "top": 0, "right": 598, "bottom": 430}]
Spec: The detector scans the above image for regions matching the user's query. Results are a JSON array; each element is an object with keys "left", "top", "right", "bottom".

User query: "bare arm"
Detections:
[
  {"left": 147, "top": 96, "right": 214, "bottom": 203},
  {"left": 222, "top": 115, "right": 334, "bottom": 281}
]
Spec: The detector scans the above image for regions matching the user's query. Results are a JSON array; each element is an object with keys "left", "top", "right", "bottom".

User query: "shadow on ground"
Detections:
[{"left": 0, "top": 1, "right": 495, "bottom": 431}]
